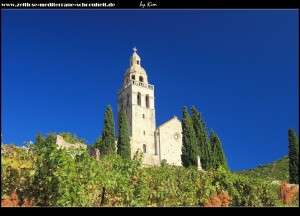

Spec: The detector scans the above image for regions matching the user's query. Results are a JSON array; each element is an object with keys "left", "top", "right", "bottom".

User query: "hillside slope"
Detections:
[{"left": 235, "top": 156, "right": 289, "bottom": 182}]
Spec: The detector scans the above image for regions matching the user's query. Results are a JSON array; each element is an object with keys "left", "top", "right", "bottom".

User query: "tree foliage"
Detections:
[
  {"left": 210, "top": 130, "right": 228, "bottom": 170},
  {"left": 1, "top": 145, "right": 298, "bottom": 207},
  {"left": 35, "top": 132, "right": 44, "bottom": 148},
  {"left": 183, "top": 106, "right": 228, "bottom": 171},
  {"left": 288, "top": 128, "right": 299, "bottom": 184},
  {"left": 181, "top": 106, "right": 198, "bottom": 167},
  {"left": 43, "top": 132, "right": 57, "bottom": 148},
  {"left": 93, "top": 137, "right": 102, "bottom": 149},
  {"left": 60, "top": 132, "right": 86, "bottom": 144},
  {"left": 236, "top": 156, "right": 289, "bottom": 182},
  {"left": 31, "top": 145, "right": 101, "bottom": 206},
  {"left": 117, "top": 109, "right": 131, "bottom": 159},
  {"left": 34, "top": 132, "right": 86, "bottom": 149},
  {"left": 190, "top": 106, "right": 211, "bottom": 170},
  {"left": 99, "top": 105, "right": 116, "bottom": 156}
]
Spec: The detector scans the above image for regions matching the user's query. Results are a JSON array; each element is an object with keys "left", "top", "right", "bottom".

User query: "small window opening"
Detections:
[
  {"left": 137, "top": 92, "right": 141, "bottom": 106},
  {"left": 146, "top": 95, "right": 150, "bottom": 108},
  {"left": 143, "top": 144, "right": 147, "bottom": 153}
]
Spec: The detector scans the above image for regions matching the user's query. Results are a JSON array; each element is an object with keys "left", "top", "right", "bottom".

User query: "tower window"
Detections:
[
  {"left": 139, "top": 76, "right": 144, "bottom": 82},
  {"left": 145, "top": 95, "right": 150, "bottom": 108},
  {"left": 132, "top": 75, "right": 135, "bottom": 80},
  {"left": 142, "top": 114, "right": 145, "bottom": 119},
  {"left": 137, "top": 60, "right": 140, "bottom": 65},
  {"left": 143, "top": 130, "right": 145, "bottom": 135},
  {"left": 137, "top": 92, "right": 141, "bottom": 106},
  {"left": 143, "top": 144, "right": 147, "bottom": 153}
]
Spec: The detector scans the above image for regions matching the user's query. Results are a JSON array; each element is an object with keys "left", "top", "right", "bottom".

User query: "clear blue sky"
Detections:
[{"left": 2, "top": 10, "right": 298, "bottom": 171}]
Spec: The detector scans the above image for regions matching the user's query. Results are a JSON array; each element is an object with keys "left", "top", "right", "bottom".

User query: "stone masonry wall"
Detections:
[{"left": 56, "top": 135, "right": 100, "bottom": 160}]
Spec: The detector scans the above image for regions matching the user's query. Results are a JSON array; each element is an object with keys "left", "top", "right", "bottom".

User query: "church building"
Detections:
[{"left": 117, "top": 48, "right": 182, "bottom": 166}]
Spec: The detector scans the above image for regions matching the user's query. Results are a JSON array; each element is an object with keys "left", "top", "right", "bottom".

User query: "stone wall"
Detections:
[
  {"left": 56, "top": 135, "right": 100, "bottom": 160},
  {"left": 88, "top": 145, "right": 100, "bottom": 160},
  {"left": 56, "top": 135, "right": 87, "bottom": 150},
  {"left": 156, "top": 116, "right": 182, "bottom": 166}
]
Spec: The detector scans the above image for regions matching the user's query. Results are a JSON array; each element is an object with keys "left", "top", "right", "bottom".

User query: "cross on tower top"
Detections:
[{"left": 133, "top": 47, "right": 137, "bottom": 53}]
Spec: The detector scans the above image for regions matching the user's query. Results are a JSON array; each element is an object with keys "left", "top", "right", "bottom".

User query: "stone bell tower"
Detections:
[{"left": 117, "top": 47, "right": 159, "bottom": 166}]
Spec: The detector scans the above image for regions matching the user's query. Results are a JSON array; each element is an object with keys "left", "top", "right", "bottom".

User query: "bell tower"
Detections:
[{"left": 117, "top": 47, "right": 159, "bottom": 166}]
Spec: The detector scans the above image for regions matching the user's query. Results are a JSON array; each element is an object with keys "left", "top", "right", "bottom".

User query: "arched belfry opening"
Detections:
[{"left": 139, "top": 76, "right": 144, "bottom": 83}]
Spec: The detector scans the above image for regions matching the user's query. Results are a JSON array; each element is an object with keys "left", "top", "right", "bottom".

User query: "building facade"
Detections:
[{"left": 117, "top": 48, "right": 182, "bottom": 166}]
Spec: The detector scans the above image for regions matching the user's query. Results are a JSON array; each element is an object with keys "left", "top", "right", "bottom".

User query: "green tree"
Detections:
[
  {"left": 100, "top": 105, "right": 116, "bottom": 156},
  {"left": 181, "top": 106, "right": 198, "bottom": 167},
  {"left": 44, "top": 132, "right": 57, "bottom": 148},
  {"left": 190, "top": 106, "right": 211, "bottom": 170},
  {"left": 35, "top": 132, "right": 44, "bottom": 148},
  {"left": 210, "top": 130, "right": 228, "bottom": 170},
  {"left": 117, "top": 110, "right": 131, "bottom": 159},
  {"left": 288, "top": 128, "right": 299, "bottom": 184},
  {"left": 59, "top": 132, "right": 86, "bottom": 144},
  {"left": 93, "top": 137, "right": 102, "bottom": 149}
]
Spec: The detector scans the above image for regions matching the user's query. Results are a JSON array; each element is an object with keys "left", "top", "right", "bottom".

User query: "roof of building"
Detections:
[{"left": 156, "top": 116, "right": 181, "bottom": 129}]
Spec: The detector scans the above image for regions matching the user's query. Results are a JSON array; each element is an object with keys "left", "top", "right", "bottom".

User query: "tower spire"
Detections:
[{"left": 130, "top": 47, "right": 141, "bottom": 67}]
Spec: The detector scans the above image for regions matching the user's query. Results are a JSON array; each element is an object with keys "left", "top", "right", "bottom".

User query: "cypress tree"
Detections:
[
  {"left": 288, "top": 128, "right": 299, "bottom": 184},
  {"left": 100, "top": 104, "right": 116, "bottom": 156},
  {"left": 35, "top": 132, "right": 44, "bottom": 148},
  {"left": 117, "top": 109, "right": 131, "bottom": 159},
  {"left": 191, "top": 106, "right": 211, "bottom": 170},
  {"left": 181, "top": 106, "right": 198, "bottom": 167},
  {"left": 210, "top": 130, "right": 228, "bottom": 170},
  {"left": 44, "top": 132, "right": 57, "bottom": 147}
]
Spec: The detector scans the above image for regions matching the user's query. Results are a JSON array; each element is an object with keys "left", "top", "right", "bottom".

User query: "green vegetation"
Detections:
[
  {"left": 93, "top": 136, "right": 102, "bottom": 149},
  {"left": 34, "top": 132, "right": 86, "bottom": 148},
  {"left": 235, "top": 156, "right": 289, "bottom": 182},
  {"left": 44, "top": 132, "right": 57, "bottom": 148},
  {"left": 34, "top": 132, "right": 44, "bottom": 148},
  {"left": 182, "top": 106, "right": 228, "bottom": 171},
  {"left": 181, "top": 106, "right": 198, "bottom": 167},
  {"left": 2, "top": 106, "right": 298, "bottom": 207},
  {"left": 210, "top": 130, "right": 228, "bottom": 170},
  {"left": 59, "top": 132, "right": 86, "bottom": 144},
  {"left": 117, "top": 110, "right": 131, "bottom": 159},
  {"left": 191, "top": 106, "right": 211, "bottom": 170},
  {"left": 288, "top": 128, "right": 299, "bottom": 184},
  {"left": 99, "top": 104, "right": 116, "bottom": 156},
  {"left": 1, "top": 145, "right": 298, "bottom": 207}
]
